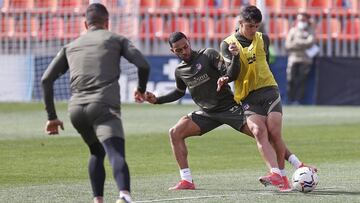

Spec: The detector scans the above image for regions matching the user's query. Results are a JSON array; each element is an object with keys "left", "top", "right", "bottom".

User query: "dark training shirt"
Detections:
[
  {"left": 156, "top": 48, "right": 239, "bottom": 112},
  {"left": 41, "top": 28, "right": 150, "bottom": 120}
]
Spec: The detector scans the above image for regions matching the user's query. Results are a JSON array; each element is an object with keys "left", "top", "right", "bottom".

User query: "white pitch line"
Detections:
[{"left": 134, "top": 194, "right": 234, "bottom": 203}]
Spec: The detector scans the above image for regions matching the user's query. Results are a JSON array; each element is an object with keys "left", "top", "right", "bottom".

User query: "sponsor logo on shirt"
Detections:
[
  {"left": 187, "top": 73, "right": 210, "bottom": 88},
  {"left": 243, "top": 103, "right": 250, "bottom": 111}
]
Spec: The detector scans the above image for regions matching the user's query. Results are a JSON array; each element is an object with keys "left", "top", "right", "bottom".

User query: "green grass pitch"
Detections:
[{"left": 0, "top": 103, "right": 360, "bottom": 202}]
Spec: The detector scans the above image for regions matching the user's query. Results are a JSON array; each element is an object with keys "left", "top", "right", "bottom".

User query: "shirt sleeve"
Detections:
[
  {"left": 155, "top": 69, "right": 186, "bottom": 104},
  {"left": 262, "top": 34, "right": 270, "bottom": 64},
  {"left": 41, "top": 48, "right": 69, "bottom": 120},
  {"left": 220, "top": 41, "right": 240, "bottom": 82},
  {"left": 120, "top": 38, "right": 150, "bottom": 93}
]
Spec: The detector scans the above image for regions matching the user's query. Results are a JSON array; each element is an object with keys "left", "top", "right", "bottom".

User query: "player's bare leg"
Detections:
[
  {"left": 247, "top": 115, "right": 279, "bottom": 170},
  {"left": 267, "top": 112, "right": 286, "bottom": 170},
  {"left": 168, "top": 116, "right": 201, "bottom": 190},
  {"left": 246, "top": 114, "right": 284, "bottom": 187},
  {"left": 267, "top": 112, "right": 291, "bottom": 191}
]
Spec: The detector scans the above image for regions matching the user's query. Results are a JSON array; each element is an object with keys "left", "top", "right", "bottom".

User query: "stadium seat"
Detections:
[
  {"left": 308, "top": 0, "right": 332, "bottom": 14},
  {"left": 265, "top": 0, "right": 281, "bottom": 12},
  {"left": 341, "top": 18, "right": 360, "bottom": 40},
  {"left": 180, "top": 0, "right": 204, "bottom": 13},
  {"left": 38, "top": 17, "right": 64, "bottom": 40},
  {"left": 0, "top": 17, "right": 14, "bottom": 38},
  {"left": 190, "top": 17, "right": 214, "bottom": 39},
  {"left": 11, "top": 16, "right": 38, "bottom": 39},
  {"left": 214, "top": 16, "right": 237, "bottom": 39},
  {"left": 1, "top": 0, "right": 34, "bottom": 12},
  {"left": 34, "top": 0, "right": 57, "bottom": 9},
  {"left": 62, "top": 16, "right": 84, "bottom": 39},
  {"left": 57, "top": 0, "right": 85, "bottom": 12},
  {"left": 316, "top": 18, "right": 341, "bottom": 40},
  {"left": 158, "top": 0, "right": 177, "bottom": 8},
  {"left": 140, "top": 0, "right": 156, "bottom": 12},
  {"left": 282, "top": 0, "right": 307, "bottom": 15},
  {"left": 181, "top": 0, "right": 204, "bottom": 8},
  {"left": 164, "top": 17, "right": 190, "bottom": 37},
  {"left": 139, "top": 16, "right": 164, "bottom": 39},
  {"left": 284, "top": 0, "right": 306, "bottom": 9},
  {"left": 268, "top": 18, "right": 289, "bottom": 40}
]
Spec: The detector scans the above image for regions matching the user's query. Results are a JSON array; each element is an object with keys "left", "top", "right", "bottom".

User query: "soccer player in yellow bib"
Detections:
[{"left": 217, "top": 5, "right": 314, "bottom": 192}]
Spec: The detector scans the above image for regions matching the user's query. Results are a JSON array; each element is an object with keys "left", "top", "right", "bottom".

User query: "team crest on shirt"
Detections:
[
  {"left": 196, "top": 63, "right": 202, "bottom": 70},
  {"left": 243, "top": 103, "right": 250, "bottom": 111}
]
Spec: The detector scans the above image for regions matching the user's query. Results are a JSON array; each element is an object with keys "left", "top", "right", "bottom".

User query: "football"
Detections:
[{"left": 292, "top": 167, "right": 319, "bottom": 193}]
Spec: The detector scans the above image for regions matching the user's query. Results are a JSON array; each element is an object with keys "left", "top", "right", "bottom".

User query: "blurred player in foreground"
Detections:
[
  {"left": 41, "top": 3, "right": 150, "bottom": 203},
  {"left": 218, "top": 5, "right": 316, "bottom": 192}
]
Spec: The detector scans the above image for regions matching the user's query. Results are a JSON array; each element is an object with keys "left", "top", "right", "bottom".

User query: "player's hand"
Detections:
[
  {"left": 229, "top": 42, "right": 239, "bottom": 56},
  {"left": 217, "top": 76, "right": 229, "bottom": 92},
  {"left": 45, "top": 119, "right": 64, "bottom": 135},
  {"left": 134, "top": 89, "right": 145, "bottom": 103},
  {"left": 145, "top": 91, "right": 157, "bottom": 104}
]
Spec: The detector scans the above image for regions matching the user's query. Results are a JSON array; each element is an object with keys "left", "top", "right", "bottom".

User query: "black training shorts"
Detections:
[
  {"left": 188, "top": 103, "right": 246, "bottom": 135},
  {"left": 242, "top": 86, "right": 282, "bottom": 117}
]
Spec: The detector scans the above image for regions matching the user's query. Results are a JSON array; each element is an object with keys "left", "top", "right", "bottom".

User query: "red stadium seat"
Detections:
[
  {"left": 284, "top": 0, "right": 306, "bottom": 9},
  {"left": 308, "top": 0, "right": 332, "bottom": 8},
  {"left": 34, "top": 0, "right": 57, "bottom": 9},
  {"left": 158, "top": 0, "right": 177, "bottom": 8},
  {"left": 268, "top": 18, "right": 289, "bottom": 40},
  {"left": 62, "top": 16, "right": 84, "bottom": 39},
  {"left": 190, "top": 18, "right": 214, "bottom": 39},
  {"left": 156, "top": 0, "right": 178, "bottom": 13},
  {"left": 1, "top": 0, "right": 34, "bottom": 12},
  {"left": 139, "top": 17, "right": 164, "bottom": 39},
  {"left": 11, "top": 16, "right": 38, "bottom": 39},
  {"left": 341, "top": 18, "right": 360, "bottom": 40},
  {"left": 265, "top": 0, "right": 281, "bottom": 12},
  {"left": 214, "top": 17, "right": 237, "bottom": 39},
  {"left": 180, "top": 0, "right": 204, "bottom": 8},
  {"left": 316, "top": 18, "right": 341, "bottom": 40},
  {"left": 282, "top": 0, "right": 306, "bottom": 15},
  {"left": 164, "top": 17, "right": 190, "bottom": 37},
  {"left": 57, "top": 0, "right": 84, "bottom": 12},
  {"left": 38, "top": 17, "right": 64, "bottom": 40},
  {"left": 180, "top": 0, "right": 205, "bottom": 13},
  {"left": 0, "top": 17, "right": 14, "bottom": 38},
  {"left": 140, "top": 0, "right": 156, "bottom": 12}
]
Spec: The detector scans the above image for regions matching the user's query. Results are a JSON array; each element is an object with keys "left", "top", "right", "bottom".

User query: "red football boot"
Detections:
[
  {"left": 168, "top": 180, "right": 195, "bottom": 190},
  {"left": 259, "top": 172, "right": 284, "bottom": 187}
]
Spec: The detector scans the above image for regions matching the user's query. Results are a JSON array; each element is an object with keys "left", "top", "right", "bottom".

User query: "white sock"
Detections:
[
  {"left": 280, "top": 169, "right": 286, "bottom": 177},
  {"left": 180, "top": 168, "right": 193, "bottom": 183},
  {"left": 288, "top": 154, "right": 302, "bottom": 169},
  {"left": 270, "top": 168, "right": 281, "bottom": 176},
  {"left": 119, "top": 192, "right": 132, "bottom": 203}
]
